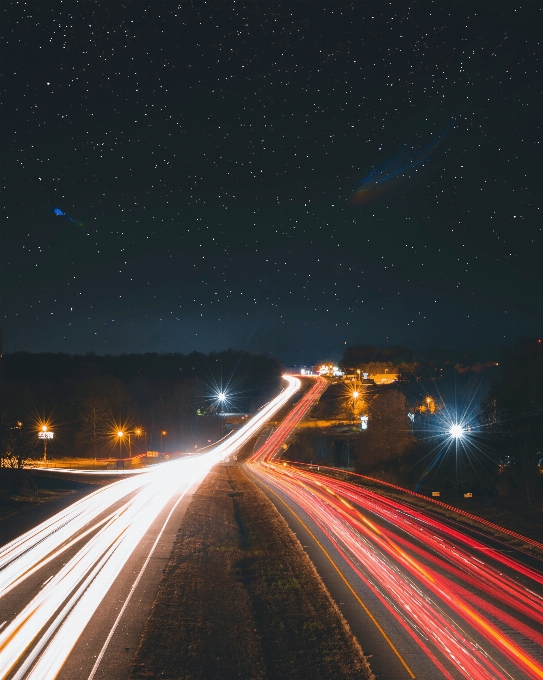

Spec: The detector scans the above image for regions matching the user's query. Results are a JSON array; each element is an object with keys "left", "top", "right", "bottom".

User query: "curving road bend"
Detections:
[
  {"left": 0, "top": 376, "right": 301, "bottom": 680},
  {"left": 248, "top": 377, "right": 543, "bottom": 680}
]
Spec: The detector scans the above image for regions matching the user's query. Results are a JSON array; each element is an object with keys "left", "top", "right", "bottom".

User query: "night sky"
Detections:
[{"left": 2, "top": 2, "right": 542, "bottom": 364}]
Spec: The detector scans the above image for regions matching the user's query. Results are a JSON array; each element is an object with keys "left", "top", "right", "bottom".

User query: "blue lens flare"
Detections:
[
  {"left": 52, "top": 207, "right": 85, "bottom": 229},
  {"left": 350, "top": 119, "right": 457, "bottom": 207}
]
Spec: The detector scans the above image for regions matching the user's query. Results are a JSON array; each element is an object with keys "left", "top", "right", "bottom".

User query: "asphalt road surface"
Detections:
[
  {"left": 0, "top": 376, "right": 300, "bottom": 680},
  {"left": 247, "top": 377, "right": 543, "bottom": 680}
]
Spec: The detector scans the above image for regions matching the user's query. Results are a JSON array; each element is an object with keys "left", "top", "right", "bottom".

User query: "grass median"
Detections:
[{"left": 129, "top": 462, "right": 373, "bottom": 680}]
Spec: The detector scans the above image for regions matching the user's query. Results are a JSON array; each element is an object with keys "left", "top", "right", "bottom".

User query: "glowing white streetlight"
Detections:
[
  {"left": 218, "top": 392, "right": 226, "bottom": 402},
  {"left": 449, "top": 424, "right": 464, "bottom": 439}
]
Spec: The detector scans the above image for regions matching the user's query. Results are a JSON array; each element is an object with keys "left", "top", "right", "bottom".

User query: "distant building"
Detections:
[
  {"left": 344, "top": 372, "right": 398, "bottom": 385},
  {"left": 370, "top": 373, "right": 398, "bottom": 385},
  {"left": 318, "top": 364, "right": 344, "bottom": 377}
]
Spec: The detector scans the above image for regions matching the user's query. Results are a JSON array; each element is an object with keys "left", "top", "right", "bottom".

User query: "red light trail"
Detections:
[{"left": 248, "top": 378, "right": 543, "bottom": 680}]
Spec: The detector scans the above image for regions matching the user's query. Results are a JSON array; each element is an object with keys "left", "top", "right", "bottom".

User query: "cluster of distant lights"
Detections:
[
  {"left": 298, "top": 369, "right": 470, "bottom": 440},
  {"left": 299, "top": 367, "right": 347, "bottom": 378},
  {"left": 318, "top": 364, "right": 344, "bottom": 377}
]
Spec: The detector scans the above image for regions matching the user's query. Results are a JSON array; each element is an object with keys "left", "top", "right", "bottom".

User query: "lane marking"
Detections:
[
  {"left": 244, "top": 467, "right": 416, "bottom": 679},
  {"left": 87, "top": 483, "right": 195, "bottom": 680},
  {"left": 87, "top": 380, "right": 302, "bottom": 679}
]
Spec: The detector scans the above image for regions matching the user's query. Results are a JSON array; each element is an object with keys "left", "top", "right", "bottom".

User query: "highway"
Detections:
[
  {"left": 247, "top": 377, "right": 543, "bottom": 680},
  {"left": 0, "top": 375, "right": 301, "bottom": 680}
]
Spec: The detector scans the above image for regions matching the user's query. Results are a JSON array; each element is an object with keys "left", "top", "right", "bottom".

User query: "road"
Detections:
[
  {"left": 0, "top": 375, "right": 301, "bottom": 680},
  {"left": 247, "top": 377, "right": 543, "bottom": 680}
]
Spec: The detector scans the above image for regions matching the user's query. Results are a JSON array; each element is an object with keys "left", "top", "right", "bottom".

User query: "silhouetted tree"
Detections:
[
  {"left": 341, "top": 345, "right": 413, "bottom": 371},
  {"left": 2, "top": 418, "right": 38, "bottom": 469},
  {"left": 74, "top": 375, "right": 129, "bottom": 457},
  {"left": 354, "top": 389, "right": 414, "bottom": 471},
  {"left": 484, "top": 337, "right": 543, "bottom": 505}
]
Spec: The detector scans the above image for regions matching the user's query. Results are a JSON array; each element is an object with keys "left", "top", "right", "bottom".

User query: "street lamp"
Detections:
[
  {"left": 133, "top": 428, "right": 144, "bottom": 456},
  {"left": 38, "top": 424, "right": 54, "bottom": 463},
  {"left": 117, "top": 430, "right": 124, "bottom": 459},
  {"left": 449, "top": 423, "right": 464, "bottom": 439}
]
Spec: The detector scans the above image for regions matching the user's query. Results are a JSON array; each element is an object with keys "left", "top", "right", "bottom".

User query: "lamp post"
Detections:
[
  {"left": 426, "top": 396, "right": 432, "bottom": 433},
  {"left": 38, "top": 424, "right": 53, "bottom": 463},
  {"left": 217, "top": 391, "right": 227, "bottom": 436},
  {"left": 352, "top": 390, "right": 359, "bottom": 420},
  {"left": 134, "top": 428, "right": 143, "bottom": 456},
  {"left": 117, "top": 430, "right": 124, "bottom": 459},
  {"left": 12, "top": 421, "right": 22, "bottom": 468},
  {"left": 42, "top": 425, "right": 48, "bottom": 462}
]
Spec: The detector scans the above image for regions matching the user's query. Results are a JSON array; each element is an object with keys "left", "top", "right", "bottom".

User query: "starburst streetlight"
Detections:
[
  {"left": 133, "top": 428, "right": 144, "bottom": 456},
  {"left": 37, "top": 422, "right": 54, "bottom": 463},
  {"left": 449, "top": 423, "right": 464, "bottom": 439},
  {"left": 117, "top": 430, "right": 124, "bottom": 459}
]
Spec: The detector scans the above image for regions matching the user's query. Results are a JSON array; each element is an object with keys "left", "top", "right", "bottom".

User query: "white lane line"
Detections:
[
  {"left": 88, "top": 377, "right": 301, "bottom": 680},
  {"left": 0, "top": 377, "right": 300, "bottom": 680},
  {"left": 87, "top": 482, "right": 195, "bottom": 680}
]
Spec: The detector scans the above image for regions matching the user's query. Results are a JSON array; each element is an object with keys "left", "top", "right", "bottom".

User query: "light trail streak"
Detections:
[
  {"left": 0, "top": 375, "right": 300, "bottom": 680},
  {"left": 311, "top": 463, "right": 543, "bottom": 551},
  {"left": 248, "top": 381, "right": 543, "bottom": 680}
]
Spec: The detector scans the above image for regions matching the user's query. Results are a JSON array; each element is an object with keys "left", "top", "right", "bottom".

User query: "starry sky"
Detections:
[{"left": 2, "top": 1, "right": 542, "bottom": 364}]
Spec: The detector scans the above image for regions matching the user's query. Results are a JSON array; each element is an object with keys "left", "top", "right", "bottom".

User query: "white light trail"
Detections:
[{"left": 0, "top": 376, "right": 300, "bottom": 680}]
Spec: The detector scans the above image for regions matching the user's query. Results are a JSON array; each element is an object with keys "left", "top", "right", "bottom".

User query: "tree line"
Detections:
[
  {"left": 291, "top": 337, "right": 543, "bottom": 507},
  {"left": 0, "top": 349, "right": 283, "bottom": 467}
]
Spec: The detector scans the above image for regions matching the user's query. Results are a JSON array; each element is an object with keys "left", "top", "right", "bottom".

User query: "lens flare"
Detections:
[
  {"left": 52, "top": 206, "right": 85, "bottom": 229},
  {"left": 449, "top": 423, "right": 464, "bottom": 439},
  {"left": 350, "top": 119, "right": 456, "bottom": 207}
]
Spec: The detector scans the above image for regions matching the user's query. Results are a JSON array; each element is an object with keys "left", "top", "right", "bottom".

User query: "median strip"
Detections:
[{"left": 129, "top": 461, "right": 373, "bottom": 680}]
